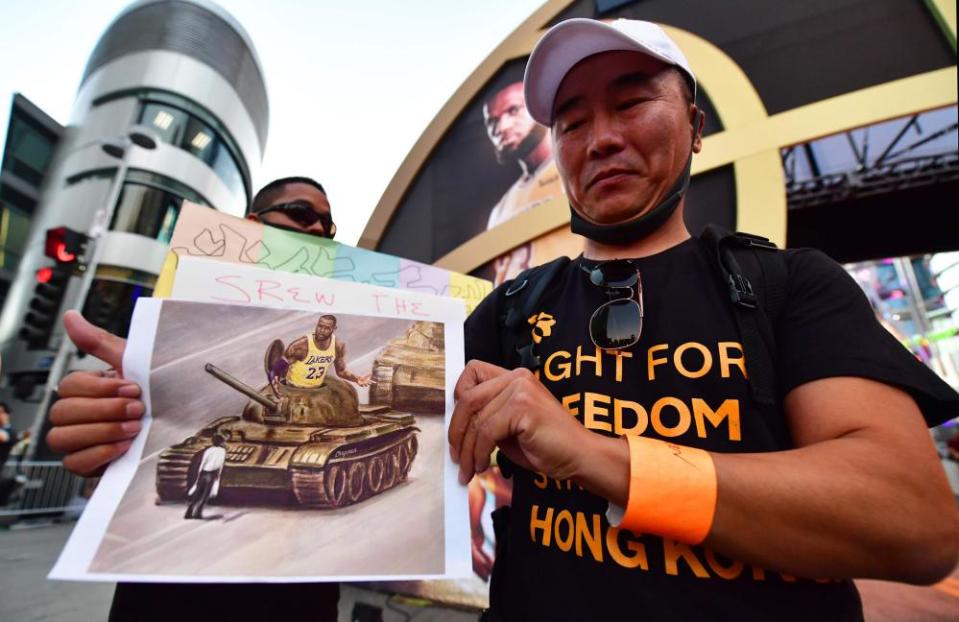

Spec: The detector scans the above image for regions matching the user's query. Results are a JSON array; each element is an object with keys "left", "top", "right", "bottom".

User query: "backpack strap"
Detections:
[
  {"left": 496, "top": 256, "right": 570, "bottom": 481},
  {"left": 500, "top": 256, "right": 571, "bottom": 371},
  {"left": 700, "top": 225, "right": 786, "bottom": 407}
]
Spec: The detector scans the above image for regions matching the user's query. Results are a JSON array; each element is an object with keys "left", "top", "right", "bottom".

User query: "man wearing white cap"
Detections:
[{"left": 450, "top": 18, "right": 959, "bottom": 621}]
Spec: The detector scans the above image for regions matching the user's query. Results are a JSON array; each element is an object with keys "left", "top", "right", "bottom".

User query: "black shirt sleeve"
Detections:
[
  {"left": 464, "top": 282, "right": 507, "bottom": 365},
  {"left": 777, "top": 248, "right": 959, "bottom": 427}
]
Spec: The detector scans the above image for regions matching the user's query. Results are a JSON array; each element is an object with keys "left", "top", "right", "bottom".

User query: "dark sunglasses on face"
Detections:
[
  {"left": 255, "top": 201, "right": 336, "bottom": 237},
  {"left": 583, "top": 259, "right": 644, "bottom": 351}
]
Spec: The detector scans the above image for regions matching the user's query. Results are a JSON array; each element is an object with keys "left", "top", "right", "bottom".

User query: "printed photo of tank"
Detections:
[
  {"left": 156, "top": 314, "right": 431, "bottom": 511},
  {"left": 157, "top": 364, "right": 419, "bottom": 509},
  {"left": 369, "top": 321, "right": 446, "bottom": 413},
  {"left": 91, "top": 303, "right": 454, "bottom": 579}
]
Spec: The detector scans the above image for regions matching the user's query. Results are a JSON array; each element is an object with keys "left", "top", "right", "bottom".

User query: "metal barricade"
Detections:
[{"left": 0, "top": 460, "right": 86, "bottom": 519}]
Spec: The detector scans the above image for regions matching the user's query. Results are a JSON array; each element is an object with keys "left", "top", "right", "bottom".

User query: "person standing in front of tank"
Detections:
[{"left": 183, "top": 433, "right": 227, "bottom": 520}]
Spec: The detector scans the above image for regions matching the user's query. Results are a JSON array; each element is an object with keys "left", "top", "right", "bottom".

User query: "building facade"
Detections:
[
  {"left": 0, "top": 94, "right": 62, "bottom": 314},
  {"left": 0, "top": 0, "right": 269, "bottom": 434}
]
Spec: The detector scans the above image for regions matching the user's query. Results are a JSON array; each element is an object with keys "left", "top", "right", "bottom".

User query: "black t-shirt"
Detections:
[
  {"left": 109, "top": 582, "right": 339, "bottom": 621},
  {"left": 465, "top": 237, "right": 958, "bottom": 622}
]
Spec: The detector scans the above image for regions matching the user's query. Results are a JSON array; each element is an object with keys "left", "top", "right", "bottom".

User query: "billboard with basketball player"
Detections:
[{"left": 373, "top": 58, "right": 585, "bottom": 289}]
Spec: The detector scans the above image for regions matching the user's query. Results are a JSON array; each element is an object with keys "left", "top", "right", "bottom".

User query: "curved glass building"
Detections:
[{"left": 0, "top": 0, "right": 268, "bottom": 409}]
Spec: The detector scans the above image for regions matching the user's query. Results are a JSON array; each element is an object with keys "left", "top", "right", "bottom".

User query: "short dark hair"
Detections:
[
  {"left": 0, "top": 402, "right": 9, "bottom": 412},
  {"left": 212, "top": 434, "right": 226, "bottom": 446},
  {"left": 249, "top": 177, "right": 327, "bottom": 215},
  {"left": 484, "top": 79, "right": 524, "bottom": 108},
  {"left": 318, "top": 314, "right": 337, "bottom": 327}
]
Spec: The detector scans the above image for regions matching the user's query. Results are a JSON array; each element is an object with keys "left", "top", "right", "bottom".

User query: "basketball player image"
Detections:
[
  {"left": 482, "top": 81, "right": 566, "bottom": 285},
  {"left": 273, "top": 315, "right": 372, "bottom": 390}
]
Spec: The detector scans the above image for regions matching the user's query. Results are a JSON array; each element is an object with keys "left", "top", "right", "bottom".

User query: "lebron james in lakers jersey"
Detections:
[{"left": 282, "top": 315, "right": 371, "bottom": 388}]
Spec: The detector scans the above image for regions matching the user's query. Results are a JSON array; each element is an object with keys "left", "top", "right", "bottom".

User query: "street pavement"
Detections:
[
  {"left": 0, "top": 522, "right": 115, "bottom": 621},
  {"left": 4, "top": 521, "right": 959, "bottom": 621},
  {"left": 0, "top": 522, "right": 480, "bottom": 621}
]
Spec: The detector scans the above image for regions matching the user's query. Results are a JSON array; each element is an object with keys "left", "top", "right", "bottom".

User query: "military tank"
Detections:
[
  {"left": 369, "top": 321, "right": 445, "bottom": 414},
  {"left": 156, "top": 356, "right": 419, "bottom": 509}
]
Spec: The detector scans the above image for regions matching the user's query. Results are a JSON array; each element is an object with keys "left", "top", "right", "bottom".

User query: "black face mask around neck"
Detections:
[
  {"left": 569, "top": 110, "right": 701, "bottom": 246},
  {"left": 570, "top": 152, "right": 692, "bottom": 246}
]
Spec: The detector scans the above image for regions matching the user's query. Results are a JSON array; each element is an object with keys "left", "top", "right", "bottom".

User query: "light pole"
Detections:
[{"left": 24, "top": 126, "right": 158, "bottom": 459}]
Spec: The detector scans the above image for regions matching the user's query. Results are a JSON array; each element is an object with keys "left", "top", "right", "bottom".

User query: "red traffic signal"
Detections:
[
  {"left": 44, "top": 227, "right": 88, "bottom": 264},
  {"left": 36, "top": 266, "right": 54, "bottom": 283}
]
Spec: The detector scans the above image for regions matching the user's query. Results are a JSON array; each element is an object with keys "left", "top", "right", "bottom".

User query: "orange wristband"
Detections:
[{"left": 620, "top": 435, "right": 717, "bottom": 544}]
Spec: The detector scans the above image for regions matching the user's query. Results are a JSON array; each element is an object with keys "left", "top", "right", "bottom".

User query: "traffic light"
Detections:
[
  {"left": 20, "top": 265, "right": 72, "bottom": 349},
  {"left": 18, "top": 226, "right": 86, "bottom": 349},
  {"left": 44, "top": 226, "right": 88, "bottom": 264}
]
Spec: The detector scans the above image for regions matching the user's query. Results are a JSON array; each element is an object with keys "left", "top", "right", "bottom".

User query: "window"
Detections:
[
  {"left": 1, "top": 114, "right": 57, "bottom": 186},
  {"left": 67, "top": 169, "right": 208, "bottom": 243},
  {"left": 141, "top": 103, "right": 189, "bottom": 146},
  {"left": 139, "top": 102, "right": 246, "bottom": 204},
  {"left": 0, "top": 203, "right": 32, "bottom": 271},
  {"left": 92, "top": 169, "right": 208, "bottom": 243},
  {"left": 111, "top": 183, "right": 183, "bottom": 243}
]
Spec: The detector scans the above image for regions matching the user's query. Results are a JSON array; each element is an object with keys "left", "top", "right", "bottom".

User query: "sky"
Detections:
[{"left": 0, "top": 0, "right": 546, "bottom": 245}]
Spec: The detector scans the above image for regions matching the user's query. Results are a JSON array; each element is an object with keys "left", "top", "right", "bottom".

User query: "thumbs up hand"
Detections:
[{"left": 46, "top": 311, "right": 143, "bottom": 477}]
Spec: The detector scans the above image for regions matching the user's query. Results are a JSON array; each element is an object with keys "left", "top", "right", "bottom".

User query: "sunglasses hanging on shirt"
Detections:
[{"left": 582, "top": 259, "right": 644, "bottom": 350}]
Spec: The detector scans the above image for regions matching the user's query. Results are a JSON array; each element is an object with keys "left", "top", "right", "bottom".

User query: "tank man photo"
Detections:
[{"left": 156, "top": 315, "right": 428, "bottom": 511}]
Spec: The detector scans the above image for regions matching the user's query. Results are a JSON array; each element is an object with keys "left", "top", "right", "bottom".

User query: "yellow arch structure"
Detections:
[{"left": 360, "top": 0, "right": 958, "bottom": 275}]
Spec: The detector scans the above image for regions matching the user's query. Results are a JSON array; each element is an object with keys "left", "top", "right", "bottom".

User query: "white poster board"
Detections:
[{"left": 51, "top": 259, "right": 469, "bottom": 583}]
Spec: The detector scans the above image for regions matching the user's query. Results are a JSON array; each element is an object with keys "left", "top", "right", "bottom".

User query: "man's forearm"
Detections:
[
  {"left": 573, "top": 431, "right": 957, "bottom": 584},
  {"left": 706, "top": 437, "right": 956, "bottom": 583}
]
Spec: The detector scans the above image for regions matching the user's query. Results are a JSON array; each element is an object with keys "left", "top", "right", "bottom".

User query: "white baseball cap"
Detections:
[{"left": 523, "top": 18, "right": 697, "bottom": 126}]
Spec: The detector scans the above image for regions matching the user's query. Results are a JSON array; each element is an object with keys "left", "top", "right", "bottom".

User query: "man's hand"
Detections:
[
  {"left": 448, "top": 360, "right": 590, "bottom": 485},
  {"left": 472, "top": 540, "right": 494, "bottom": 582},
  {"left": 268, "top": 358, "right": 289, "bottom": 396},
  {"left": 46, "top": 311, "right": 142, "bottom": 477},
  {"left": 355, "top": 374, "right": 372, "bottom": 387}
]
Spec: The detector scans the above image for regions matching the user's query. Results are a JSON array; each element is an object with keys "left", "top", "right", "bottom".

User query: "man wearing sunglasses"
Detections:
[
  {"left": 450, "top": 18, "right": 959, "bottom": 622},
  {"left": 45, "top": 175, "right": 341, "bottom": 621},
  {"left": 247, "top": 176, "right": 336, "bottom": 239}
]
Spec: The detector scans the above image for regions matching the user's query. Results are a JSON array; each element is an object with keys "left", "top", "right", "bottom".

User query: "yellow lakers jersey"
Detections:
[
  {"left": 287, "top": 334, "right": 336, "bottom": 388},
  {"left": 486, "top": 158, "right": 563, "bottom": 229}
]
